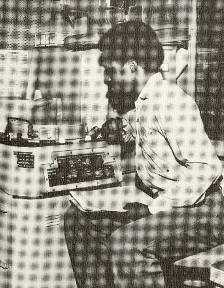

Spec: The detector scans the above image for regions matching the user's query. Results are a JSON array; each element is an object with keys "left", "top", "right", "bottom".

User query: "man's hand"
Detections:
[
  {"left": 122, "top": 130, "right": 135, "bottom": 143},
  {"left": 101, "top": 117, "right": 123, "bottom": 144},
  {"left": 123, "top": 202, "right": 151, "bottom": 221},
  {"left": 101, "top": 117, "right": 135, "bottom": 145}
]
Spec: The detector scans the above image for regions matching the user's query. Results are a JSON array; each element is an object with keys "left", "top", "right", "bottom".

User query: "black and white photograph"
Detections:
[{"left": 0, "top": 0, "right": 224, "bottom": 287}]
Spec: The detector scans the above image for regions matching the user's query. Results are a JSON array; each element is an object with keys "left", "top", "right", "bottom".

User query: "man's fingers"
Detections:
[
  {"left": 102, "top": 118, "right": 121, "bottom": 134},
  {"left": 122, "top": 131, "right": 134, "bottom": 143},
  {"left": 115, "top": 117, "right": 123, "bottom": 130},
  {"left": 123, "top": 133, "right": 131, "bottom": 143},
  {"left": 101, "top": 118, "right": 124, "bottom": 144},
  {"left": 110, "top": 119, "right": 118, "bottom": 132}
]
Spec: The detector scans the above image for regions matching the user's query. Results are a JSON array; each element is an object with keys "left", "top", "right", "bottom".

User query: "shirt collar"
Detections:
[{"left": 137, "top": 72, "right": 163, "bottom": 100}]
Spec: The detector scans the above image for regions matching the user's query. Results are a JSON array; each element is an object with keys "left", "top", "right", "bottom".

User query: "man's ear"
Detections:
[{"left": 128, "top": 60, "right": 138, "bottom": 73}]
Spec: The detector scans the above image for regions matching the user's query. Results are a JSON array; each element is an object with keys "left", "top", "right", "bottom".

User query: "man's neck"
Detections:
[{"left": 135, "top": 71, "right": 156, "bottom": 94}]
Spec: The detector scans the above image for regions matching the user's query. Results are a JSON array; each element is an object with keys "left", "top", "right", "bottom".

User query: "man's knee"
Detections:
[
  {"left": 64, "top": 205, "right": 86, "bottom": 243},
  {"left": 109, "top": 225, "right": 165, "bottom": 287},
  {"left": 64, "top": 205, "right": 78, "bottom": 228}
]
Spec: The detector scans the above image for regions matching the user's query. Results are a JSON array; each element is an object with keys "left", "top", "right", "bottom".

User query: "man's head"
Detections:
[{"left": 98, "top": 21, "right": 164, "bottom": 95}]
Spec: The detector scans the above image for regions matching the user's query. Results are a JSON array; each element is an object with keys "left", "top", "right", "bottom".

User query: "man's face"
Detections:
[{"left": 102, "top": 59, "right": 137, "bottom": 94}]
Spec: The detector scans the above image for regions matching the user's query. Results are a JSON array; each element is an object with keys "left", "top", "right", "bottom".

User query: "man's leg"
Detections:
[
  {"left": 64, "top": 204, "right": 130, "bottom": 288},
  {"left": 109, "top": 189, "right": 224, "bottom": 288}
]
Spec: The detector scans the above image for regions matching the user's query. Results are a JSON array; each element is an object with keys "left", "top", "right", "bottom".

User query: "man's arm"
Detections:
[
  {"left": 122, "top": 109, "right": 136, "bottom": 143},
  {"left": 147, "top": 93, "right": 222, "bottom": 214}
]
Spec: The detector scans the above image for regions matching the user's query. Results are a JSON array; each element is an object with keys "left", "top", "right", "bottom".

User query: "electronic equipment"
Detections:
[
  {"left": 5, "top": 117, "right": 33, "bottom": 139},
  {"left": 0, "top": 115, "right": 122, "bottom": 197},
  {"left": 45, "top": 148, "right": 119, "bottom": 191},
  {"left": 0, "top": 138, "right": 121, "bottom": 197}
]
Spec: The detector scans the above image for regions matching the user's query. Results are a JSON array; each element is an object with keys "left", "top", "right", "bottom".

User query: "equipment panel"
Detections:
[
  {"left": 47, "top": 153, "right": 115, "bottom": 187},
  {"left": 0, "top": 140, "right": 121, "bottom": 197},
  {"left": 42, "top": 143, "right": 122, "bottom": 193}
]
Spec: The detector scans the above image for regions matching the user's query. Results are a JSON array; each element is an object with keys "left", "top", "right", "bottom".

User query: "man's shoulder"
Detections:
[
  {"left": 140, "top": 80, "right": 198, "bottom": 116},
  {"left": 154, "top": 80, "right": 196, "bottom": 105}
]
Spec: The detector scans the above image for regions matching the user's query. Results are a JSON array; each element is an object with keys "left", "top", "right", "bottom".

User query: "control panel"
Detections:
[
  {"left": 47, "top": 153, "right": 115, "bottom": 187},
  {"left": 0, "top": 140, "right": 121, "bottom": 197},
  {"left": 44, "top": 144, "right": 121, "bottom": 193}
]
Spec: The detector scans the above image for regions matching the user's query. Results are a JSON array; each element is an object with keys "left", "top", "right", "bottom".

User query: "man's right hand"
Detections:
[{"left": 101, "top": 118, "right": 123, "bottom": 144}]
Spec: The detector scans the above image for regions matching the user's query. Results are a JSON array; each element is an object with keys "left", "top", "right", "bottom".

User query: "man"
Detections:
[{"left": 65, "top": 21, "right": 224, "bottom": 288}]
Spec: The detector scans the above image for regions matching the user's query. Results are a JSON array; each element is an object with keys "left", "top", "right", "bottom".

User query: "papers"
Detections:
[
  {"left": 69, "top": 193, "right": 103, "bottom": 212},
  {"left": 70, "top": 186, "right": 152, "bottom": 213}
]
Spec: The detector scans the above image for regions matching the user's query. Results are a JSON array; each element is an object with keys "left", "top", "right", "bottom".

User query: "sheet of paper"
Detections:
[{"left": 70, "top": 186, "right": 153, "bottom": 212}]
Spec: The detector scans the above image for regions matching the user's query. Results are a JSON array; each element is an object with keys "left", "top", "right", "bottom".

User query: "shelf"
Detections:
[{"left": 64, "top": 33, "right": 100, "bottom": 51}]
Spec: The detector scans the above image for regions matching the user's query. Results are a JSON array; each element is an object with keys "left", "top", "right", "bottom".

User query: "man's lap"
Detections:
[
  {"left": 64, "top": 189, "right": 224, "bottom": 288},
  {"left": 109, "top": 188, "right": 224, "bottom": 261},
  {"left": 65, "top": 188, "right": 224, "bottom": 260}
]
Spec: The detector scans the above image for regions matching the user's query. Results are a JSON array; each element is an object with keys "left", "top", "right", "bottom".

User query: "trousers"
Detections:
[{"left": 64, "top": 188, "right": 224, "bottom": 288}]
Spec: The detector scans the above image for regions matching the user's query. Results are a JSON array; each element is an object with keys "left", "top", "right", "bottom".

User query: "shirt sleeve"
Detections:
[{"left": 148, "top": 90, "right": 222, "bottom": 214}]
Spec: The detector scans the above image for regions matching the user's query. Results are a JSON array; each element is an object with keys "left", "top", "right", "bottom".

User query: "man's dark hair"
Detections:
[{"left": 98, "top": 21, "right": 164, "bottom": 73}]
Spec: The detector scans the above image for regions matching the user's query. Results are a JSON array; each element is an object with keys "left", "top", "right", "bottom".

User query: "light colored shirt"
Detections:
[{"left": 125, "top": 73, "right": 222, "bottom": 214}]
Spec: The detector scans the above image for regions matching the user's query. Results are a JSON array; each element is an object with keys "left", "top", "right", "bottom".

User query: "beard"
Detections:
[
  {"left": 106, "top": 82, "right": 139, "bottom": 115},
  {"left": 107, "top": 89, "right": 138, "bottom": 115}
]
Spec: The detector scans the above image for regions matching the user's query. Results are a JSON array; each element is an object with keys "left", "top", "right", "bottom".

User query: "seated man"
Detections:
[{"left": 64, "top": 21, "right": 224, "bottom": 288}]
